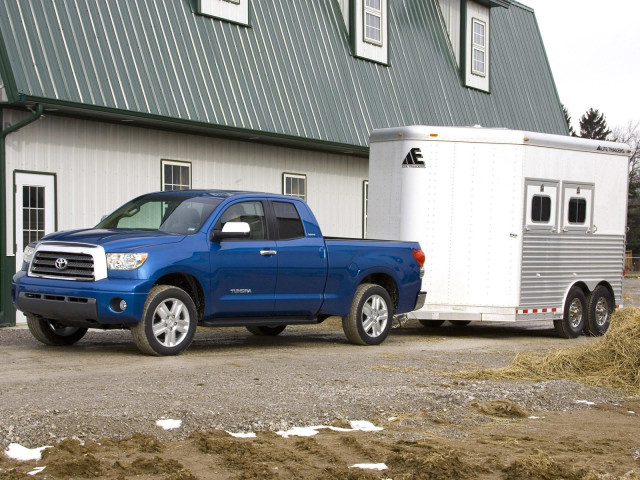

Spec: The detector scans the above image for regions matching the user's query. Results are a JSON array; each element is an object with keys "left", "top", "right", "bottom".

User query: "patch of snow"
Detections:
[
  {"left": 628, "top": 411, "right": 636, "bottom": 415},
  {"left": 226, "top": 431, "right": 256, "bottom": 438},
  {"left": 575, "top": 400, "right": 595, "bottom": 406},
  {"left": 277, "top": 421, "right": 384, "bottom": 438},
  {"left": 528, "top": 416, "right": 541, "bottom": 419},
  {"left": 28, "top": 466, "right": 47, "bottom": 476},
  {"left": 5, "top": 444, "right": 51, "bottom": 461},
  {"left": 349, "top": 421, "right": 383, "bottom": 432},
  {"left": 350, "top": 463, "right": 388, "bottom": 470},
  {"left": 156, "top": 419, "right": 182, "bottom": 430}
]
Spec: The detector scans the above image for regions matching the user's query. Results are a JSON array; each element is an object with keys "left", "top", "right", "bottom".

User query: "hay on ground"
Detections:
[{"left": 457, "top": 309, "right": 640, "bottom": 394}]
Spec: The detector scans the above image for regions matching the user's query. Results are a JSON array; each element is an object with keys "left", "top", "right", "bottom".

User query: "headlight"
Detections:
[
  {"left": 106, "top": 253, "right": 148, "bottom": 270},
  {"left": 23, "top": 245, "right": 36, "bottom": 264}
]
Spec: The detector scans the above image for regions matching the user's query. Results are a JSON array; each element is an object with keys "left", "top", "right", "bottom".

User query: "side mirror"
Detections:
[{"left": 212, "top": 222, "right": 251, "bottom": 241}]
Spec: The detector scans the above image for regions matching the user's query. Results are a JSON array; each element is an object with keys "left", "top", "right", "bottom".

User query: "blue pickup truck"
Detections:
[{"left": 12, "top": 190, "right": 425, "bottom": 355}]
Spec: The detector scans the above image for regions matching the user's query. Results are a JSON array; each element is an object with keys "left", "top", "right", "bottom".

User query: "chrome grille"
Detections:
[{"left": 31, "top": 251, "right": 95, "bottom": 280}]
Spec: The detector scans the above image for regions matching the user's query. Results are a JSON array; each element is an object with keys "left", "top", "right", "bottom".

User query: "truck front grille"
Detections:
[{"left": 31, "top": 251, "right": 95, "bottom": 281}]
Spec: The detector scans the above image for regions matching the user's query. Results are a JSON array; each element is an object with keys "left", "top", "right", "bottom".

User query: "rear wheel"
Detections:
[
  {"left": 26, "top": 316, "right": 87, "bottom": 346},
  {"left": 246, "top": 325, "right": 286, "bottom": 336},
  {"left": 131, "top": 285, "right": 197, "bottom": 356},
  {"left": 419, "top": 320, "right": 444, "bottom": 328},
  {"left": 554, "top": 287, "right": 587, "bottom": 338},
  {"left": 584, "top": 286, "right": 613, "bottom": 337},
  {"left": 342, "top": 283, "right": 393, "bottom": 346}
]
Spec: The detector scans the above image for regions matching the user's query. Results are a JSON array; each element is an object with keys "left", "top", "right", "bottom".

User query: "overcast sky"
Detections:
[{"left": 521, "top": 0, "right": 640, "bottom": 133}]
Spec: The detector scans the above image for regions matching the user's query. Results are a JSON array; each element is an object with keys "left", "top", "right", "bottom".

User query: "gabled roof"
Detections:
[{"left": 0, "top": 0, "right": 567, "bottom": 154}]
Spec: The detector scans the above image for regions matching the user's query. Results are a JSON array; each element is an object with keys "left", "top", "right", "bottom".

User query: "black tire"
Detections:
[
  {"left": 246, "top": 325, "right": 286, "bottom": 336},
  {"left": 131, "top": 285, "right": 198, "bottom": 356},
  {"left": 342, "top": 283, "right": 393, "bottom": 346},
  {"left": 419, "top": 320, "right": 445, "bottom": 328},
  {"left": 554, "top": 287, "right": 587, "bottom": 338},
  {"left": 450, "top": 321, "right": 471, "bottom": 327},
  {"left": 584, "top": 286, "right": 613, "bottom": 337},
  {"left": 26, "top": 316, "right": 88, "bottom": 346}
]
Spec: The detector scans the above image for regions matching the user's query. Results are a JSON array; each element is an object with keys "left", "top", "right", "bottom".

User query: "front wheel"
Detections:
[
  {"left": 584, "top": 286, "right": 613, "bottom": 337},
  {"left": 554, "top": 287, "right": 587, "bottom": 338},
  {"left": 246, "top": 325, "right": 287, "bottom": 336},
  {"left": 131, "top": 285, "right": 197, "bottom": 356},
  {"left": 342, "top": 283, "right": 393, "bottom": 346},
  {"left": 26, "top": 316, "right": 88, "bottom": 346}
]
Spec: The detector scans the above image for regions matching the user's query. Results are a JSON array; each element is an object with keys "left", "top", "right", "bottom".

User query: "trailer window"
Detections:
[
  {"left": 531, "top": 195, "right": 551, "bottom": 223},
  {"left": 568, "top": 198, "right": 587, "bottom": 224}
]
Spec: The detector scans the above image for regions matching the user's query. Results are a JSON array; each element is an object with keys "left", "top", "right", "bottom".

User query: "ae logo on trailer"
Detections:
[{"left": 401, "top": 148, "right": 425, "bottom": 168}]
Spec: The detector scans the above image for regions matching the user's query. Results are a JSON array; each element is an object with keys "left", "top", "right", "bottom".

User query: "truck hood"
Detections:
[{"left": 38, "top": 229, "right": 186, "bottom": 251}]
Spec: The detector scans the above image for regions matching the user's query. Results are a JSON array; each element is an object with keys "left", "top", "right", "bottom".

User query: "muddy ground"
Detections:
[{"left": 1, "top": 280, "right": 639, "bottom": 479}]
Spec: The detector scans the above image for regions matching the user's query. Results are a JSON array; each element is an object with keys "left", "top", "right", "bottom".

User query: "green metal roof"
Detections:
[{"left": 0, "top": 0, "right": 568, "bottom": 150}]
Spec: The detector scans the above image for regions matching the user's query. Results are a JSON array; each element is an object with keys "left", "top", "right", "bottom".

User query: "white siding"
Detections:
[
  {"left": 4, "top": 110, "right": 368, "bottom": 260},
  {"left": 437, "top": 0, "right": 461, "bottom": 66}
]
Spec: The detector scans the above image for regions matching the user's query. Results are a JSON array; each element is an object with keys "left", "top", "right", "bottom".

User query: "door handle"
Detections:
[{"left": 260, "top": 249, "right": 277, "bottom": 256}]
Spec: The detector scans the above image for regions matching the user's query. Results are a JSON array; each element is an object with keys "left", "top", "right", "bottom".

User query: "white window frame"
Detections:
[
  {"left": 471, "top": 18, "right": 486, "bottom": 77},
  {"left": 161, "top": 160, "right": 192, "bottom": 191},
  {"left": 363, "top": 0, "right": 383, "bottom": 46},
  {"left": 283, "top": 173, "right": 307, "bottom": 202},
  {"left": 362, "top": 180, "right": 369, "bottom": 238}
]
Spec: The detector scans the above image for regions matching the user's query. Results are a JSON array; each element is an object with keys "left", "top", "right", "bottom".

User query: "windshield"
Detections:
[{"left": 96, "top": 195, "right": 223, "bottom": 235}]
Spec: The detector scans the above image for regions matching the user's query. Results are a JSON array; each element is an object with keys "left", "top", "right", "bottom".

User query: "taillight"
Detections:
[{"left": 412, "top": 249, "right": 425, "bottom": 267}]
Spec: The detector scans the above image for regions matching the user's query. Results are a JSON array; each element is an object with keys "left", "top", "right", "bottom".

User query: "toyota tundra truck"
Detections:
[{"left": 12, "top": 190, "right": 426, "bottom": 355}]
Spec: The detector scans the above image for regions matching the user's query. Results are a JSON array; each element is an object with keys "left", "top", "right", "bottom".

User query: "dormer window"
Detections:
[
  {"left": 471, "top": 19, "right": 486, "bottom": 76},
  {"left": 197, "top": 0, "right": 249, "bottom": 26},
  {"left": 347, "top": 0, "right": 388, "bottom": 64},
  {"left": 364, "top": 0, "right": 382, "bottom": 45}
]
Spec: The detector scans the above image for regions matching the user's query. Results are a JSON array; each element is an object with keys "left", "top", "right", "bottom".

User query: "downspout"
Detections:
[{"left": 0, "top": 104, "right": 44, "bottom": 326}]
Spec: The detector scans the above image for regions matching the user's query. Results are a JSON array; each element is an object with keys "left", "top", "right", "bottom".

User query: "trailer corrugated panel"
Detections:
[{"left": 520, "top": 233, "right": 625, "bottom": 308}]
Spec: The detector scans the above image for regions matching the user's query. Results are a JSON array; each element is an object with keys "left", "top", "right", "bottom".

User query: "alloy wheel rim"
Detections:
[
  {"left": 152, "top": 298, "right": 190, "bottom": 347},
  {"left": 362, "top": 295, "right": 388, "bottom": 337},
  {"left": 594, "top": 297, "right": 609, "bottom": 327}
]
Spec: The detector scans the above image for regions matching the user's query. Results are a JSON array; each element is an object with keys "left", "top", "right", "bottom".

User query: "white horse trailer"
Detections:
[{"left": 367, "top": 126, "right": 631, "bottom": 338}]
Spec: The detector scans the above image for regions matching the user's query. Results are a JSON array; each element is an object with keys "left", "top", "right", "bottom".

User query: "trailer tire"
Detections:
[
  {"left": 131, "top": 285, "right": 197, "bottom": 356},
  {"left": 246, "top": 325, "right": 287, "bottom": 336},
  {"left": 450, "top": 321, "right": 471, "bottom": 327},
  {"left": 554, "top": 287, "right": 587, "bottom": 338},
  {"left": 584, "top": 286, "right": 613, "bottom": 337},
  {"left": 26, "top": 316, "right": 88, "bottom": 346},
  {"left": 342, "top": 283, "right": 393, "bottom": 346},
  {"left": 419, "top": 320, "right": 445, "bottom": 328}
]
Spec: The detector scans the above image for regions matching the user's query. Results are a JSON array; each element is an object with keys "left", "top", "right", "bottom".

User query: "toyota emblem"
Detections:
[{"left": 55, "top": 258, "right": 68, "bottom": 270}]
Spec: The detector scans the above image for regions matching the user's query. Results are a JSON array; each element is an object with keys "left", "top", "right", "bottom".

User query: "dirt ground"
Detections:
[{"left": 1, "top": 280, "right": 639, "bottom": 479}]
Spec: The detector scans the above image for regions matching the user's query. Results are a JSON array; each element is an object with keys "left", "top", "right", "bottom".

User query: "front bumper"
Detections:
[{"left": 12, "top": 271, "right": 152, "bottom": 327}]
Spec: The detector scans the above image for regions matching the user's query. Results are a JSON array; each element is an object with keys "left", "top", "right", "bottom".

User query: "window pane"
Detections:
[
  {"left": 284, "top": 174, "right": 306, "bottom": 201},
  {"left": 164, "top": 164, "right": 173, "bottom": 184},
  {"left": 473, "top": 48, "right": 485, "bottom": 74},
  {"left": 273, "top": 201, "right": 305, "bottom": 240},
  {"left": 219, "top": 201, "right": 266, "bottom": 240},
  {"left": 473, "top": 21, "right": 485, "bottom": 47},
  {"left": 365, "top": 0, "right": 381, "bottom": 10},
  {"left": 568, "top": 198, "right": 587, "bottom": 224},
  {"left": 365, "top": 12, "right": 381, "bottom": 42},
  {"left": 531, "top": 195, "right": 551, "bottom": 223}
]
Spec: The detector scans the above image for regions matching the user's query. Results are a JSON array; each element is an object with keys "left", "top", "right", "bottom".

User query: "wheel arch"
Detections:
[
  {"left": 360, "top": 272, "right": 399, "bottom": 310},
  {"left": 592, "top": 281, "right": 616, "bottom": 306},
  {"left": 153, "top": 273, "right": 205, "bottom": 320},
  {"left": 562, "top": 281, "right": 589, "bottom": 312}
]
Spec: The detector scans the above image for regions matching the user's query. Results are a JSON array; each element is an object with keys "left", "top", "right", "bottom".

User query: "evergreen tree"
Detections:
[
  {"left": 579, "top": 108, "right": 611, "bottom": 140},
  {"left": 562, "top": 104, "right": 576, "bottom": 136}
]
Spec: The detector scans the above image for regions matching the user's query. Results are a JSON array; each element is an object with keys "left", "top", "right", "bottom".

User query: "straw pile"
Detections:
[{"left": 458, "top": 309, "right": 640, "bottom": 394}]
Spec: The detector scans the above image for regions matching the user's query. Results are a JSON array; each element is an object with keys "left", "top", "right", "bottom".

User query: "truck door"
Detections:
[
  {"left": 270, "top": 201, "right": 327, "bottom": 316},
  {"left": 209, "top": 201, "right": 277, "bottom": 317}
]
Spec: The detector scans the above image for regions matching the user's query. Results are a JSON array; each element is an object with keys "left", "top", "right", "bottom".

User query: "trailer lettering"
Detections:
[
  {"left": 596, "top": 145, "right": 627, "bottom": 154},
  {"left": 402, "top": 148, "right": 426, "bottom": 168}
]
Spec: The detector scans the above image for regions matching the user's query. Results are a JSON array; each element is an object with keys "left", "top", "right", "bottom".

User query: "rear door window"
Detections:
[{"left": 273, "top": 201, "right": 305, "bottom": 240}]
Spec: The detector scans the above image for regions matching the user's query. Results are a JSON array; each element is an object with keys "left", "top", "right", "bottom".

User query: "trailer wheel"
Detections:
[
  {"left": 450, "top": 321, "right": 471, "bottom": 327},
  {"left": 26, "top": 316, "right": 88, "bottom": 346},
  {"left": 554, "top": 287, "right": 587, "bottom": 338},
  {"left": 131, "top": 285, "right": 197, "bottom": 356},
  {"left": 419, "top": 320, "right": 445, "bottom": 328},
  {"left": 342, "top": 283, "right": 393, "bottom": 346},
  {"left": 246, "top": 325, "right": 287, "bottom": 336},
  {"left": 584, "top": 286, "right": 613, "bottom": 337}
]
